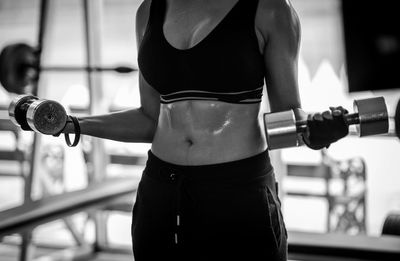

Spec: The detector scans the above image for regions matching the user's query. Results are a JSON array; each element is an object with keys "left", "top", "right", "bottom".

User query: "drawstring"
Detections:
[
  {"left": 169, "top": 171, "right": 184, "bottom": 245},
  {"left": 163, "top": 167, "right": 276, "bottom": 247}
]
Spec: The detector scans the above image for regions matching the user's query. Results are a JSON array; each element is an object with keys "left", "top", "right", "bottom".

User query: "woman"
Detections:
[{"left": 64, "top": 0, "right": 348, "bottom": 259}]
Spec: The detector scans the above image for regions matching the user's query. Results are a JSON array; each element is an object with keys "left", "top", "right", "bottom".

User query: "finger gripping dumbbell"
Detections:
[
  {"left": 264, "top": 96, "right": 389, "bottom": 150},
  {"left": 8, "top": 95, "right": 80, "bottom": 147}
]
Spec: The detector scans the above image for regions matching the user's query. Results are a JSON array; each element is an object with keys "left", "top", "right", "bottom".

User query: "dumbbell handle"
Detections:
[
  {"left": 296, "top": 109, "right": 388, "bottom": 134},
  {"left": 295, "top": 113, "right": 360, "bottom": 133}
]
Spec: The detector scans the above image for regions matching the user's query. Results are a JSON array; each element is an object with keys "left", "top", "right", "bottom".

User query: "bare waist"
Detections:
[{"left": 151, "top": 101, "right": 267, "bottom": 165}]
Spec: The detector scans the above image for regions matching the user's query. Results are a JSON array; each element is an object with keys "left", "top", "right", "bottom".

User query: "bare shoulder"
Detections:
[
  {"left": 256, "top": 0, "right": 300, "bottom": 40},
  {"left": 136, "top": 0, "right": 152, "bottom": 45}
]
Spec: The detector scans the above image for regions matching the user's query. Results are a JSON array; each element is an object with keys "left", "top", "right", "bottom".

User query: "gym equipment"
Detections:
[
  {"left": 8, "top": 95, "right": 39, "bottom": 131},
  {"left": 26, "top": 99, "right": 68, "bottom": 135},
  {"left": 0, "top": 44, "right": 36, "bottom": 94},
  {"left": 0, "top": 43, "right": 137, "bottom": 94},
  {"left": 9, "top": 94, "right": 67, "bottom": 135},
  {"left": 382, "top": 213, "right": 400, "bottom": 236},
  {"left": 8, "top": 94, "right": 80, "bottom": 147},
  {"left": 264, "top": 96, "right": 389, "bottom": 150}
]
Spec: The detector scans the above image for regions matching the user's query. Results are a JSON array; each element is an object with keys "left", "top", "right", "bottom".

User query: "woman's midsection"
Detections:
[{"left": 151, "top": 100, "right": 267, "bottom": 165}]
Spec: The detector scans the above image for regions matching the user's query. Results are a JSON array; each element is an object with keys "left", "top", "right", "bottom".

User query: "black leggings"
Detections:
[{"left": 131, "top": 150, "right": 287, "bottom": 261}]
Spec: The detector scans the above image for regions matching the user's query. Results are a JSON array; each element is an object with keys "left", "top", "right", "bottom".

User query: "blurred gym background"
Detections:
[{"left": 0, "top": 0, "right": 400, "bottom": 260}]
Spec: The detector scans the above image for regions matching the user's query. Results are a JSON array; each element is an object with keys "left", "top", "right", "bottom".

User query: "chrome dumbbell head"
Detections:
[
  {"left": 353, "top": 97, "right": 388, "bottom": 137},
  {"left": 26, "top": 99, "right": 68, "bottom": 135},
  {"left": 264, "top": 110, "right": 299, "bottom": 150}
]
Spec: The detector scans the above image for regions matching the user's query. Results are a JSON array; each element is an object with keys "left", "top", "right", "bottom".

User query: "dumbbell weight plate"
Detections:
[
  {"left": 26, "top": 100, "right": 68, "bottom": 135},
  {"left": 382, "top": 213, "right": 400, "bottom": 236},
  {"left": 264, "top": 110, "right": 299, "bottom": 150},
  {"left": 0, "top": 43, "right": 37, "bottom": 94},
  {"left": 8, "top": 94, "right": 39, "bottom": 129},
  {"left": 353, "top": 97, "right": 388, "bottom": 137}
]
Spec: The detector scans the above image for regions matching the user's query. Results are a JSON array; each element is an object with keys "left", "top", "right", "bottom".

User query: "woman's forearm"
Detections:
[{"left": 64, "top": 107, "right": 157, "bottom": 143}]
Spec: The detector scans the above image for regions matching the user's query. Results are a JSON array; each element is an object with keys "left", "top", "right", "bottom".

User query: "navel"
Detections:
[{"left": 185, "top": 137, "right": 194, "bottom": 146}]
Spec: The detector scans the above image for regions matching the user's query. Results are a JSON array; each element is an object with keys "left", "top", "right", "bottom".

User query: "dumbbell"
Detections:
[
  {"left": 8, "top": 94, "right": 68, "bottom": 135},
  {"left": 264, "top": 96, "right": 389, "bottom": 150}
]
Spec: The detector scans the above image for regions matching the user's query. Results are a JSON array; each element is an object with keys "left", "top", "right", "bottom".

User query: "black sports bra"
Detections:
[{"left": 138, "top": 0, "right": 265, "bottom": 104}]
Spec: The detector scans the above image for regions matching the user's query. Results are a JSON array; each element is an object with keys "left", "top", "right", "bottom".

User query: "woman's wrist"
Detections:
[{"left": 63, "top": 117, "right": 79, "bottom": 134}]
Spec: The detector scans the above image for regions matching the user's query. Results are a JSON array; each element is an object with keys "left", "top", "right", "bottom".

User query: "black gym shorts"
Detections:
[{"left": 131, "top": 150, "right": 288, "bottom": 261}]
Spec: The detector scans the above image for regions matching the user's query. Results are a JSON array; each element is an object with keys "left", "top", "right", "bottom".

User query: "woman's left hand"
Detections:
[{"left": 302, "top": 106, "right": 349, "bottom": 150}]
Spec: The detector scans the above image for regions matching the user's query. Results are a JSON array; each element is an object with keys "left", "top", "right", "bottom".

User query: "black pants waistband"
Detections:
[{"left": 144, "top": 150, "right": 274, "bottom": 186}]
